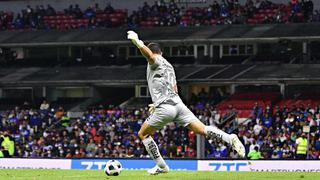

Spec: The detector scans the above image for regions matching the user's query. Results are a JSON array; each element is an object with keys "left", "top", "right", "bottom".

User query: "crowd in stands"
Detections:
[
  {"left": 201, "top": 91, "right": 320, "bottom": 159},
  {"left": 0, "top": 0, "right": 319, "bottom": 31},
  {"left": 0, "top": 100, "right": 195, "bottom": 158},
  {"left": 1, "top": 91, "right": 320, "bottom": 159}
]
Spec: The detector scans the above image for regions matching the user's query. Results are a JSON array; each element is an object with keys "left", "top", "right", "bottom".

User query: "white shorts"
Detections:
[{"left": 146, "top": 101, "right": 198, "bottom": 130}]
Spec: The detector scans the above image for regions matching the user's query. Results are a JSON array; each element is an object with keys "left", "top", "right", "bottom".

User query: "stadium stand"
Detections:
[
  {"left": 1, "top": 91, "right": 319, "bottom": 159},
  {"left": 0, "top": 100, "right": 196, "bottom": 158},
  {"left": 0, "top": 0, "right": 318, "bottom": 31}
]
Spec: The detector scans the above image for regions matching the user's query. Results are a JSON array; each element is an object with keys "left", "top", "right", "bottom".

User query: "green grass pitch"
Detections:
[{"left": 0, "top": 169, "right": 317, "bottom": 180}]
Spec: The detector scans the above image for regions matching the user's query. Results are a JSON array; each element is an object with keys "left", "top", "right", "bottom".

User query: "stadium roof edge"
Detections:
[
  {"left": 2, "top": 77, "right": 320, "bottom": 87},
  {"left": 2, "top": 64, "right": 320, "bottom": 86},
  {"left": 1, "top": 36, "right": 319, "bottom": 47},
  {"left": 1, "top": 23, "right": 320, "bottom": 47}
]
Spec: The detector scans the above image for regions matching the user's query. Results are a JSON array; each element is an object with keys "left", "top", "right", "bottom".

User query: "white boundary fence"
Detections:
[{"left": 1, "top": 158, "right": 320, "bottom": 172}]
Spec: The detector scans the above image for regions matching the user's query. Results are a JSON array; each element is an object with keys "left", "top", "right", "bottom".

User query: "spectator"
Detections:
[
  {"left": 73, "top": 4, "right": 82, "bottom": 19},
  {"left": 64, "top": 5, "right": 71, "bottom": 15},
  {"left": 60, "top": 112, "right": 70, "bottom": 127},
  {"left": 0, "top": 132, "right": 14, "bottom": 157},
  {"left": 315, "top": 137, "right": 320, "bottom": 151},
  {"left": 285, "top": 113, "right": 295, "bottom": 123},
  {"left": 309, "top": 147, "right": 319, "bottom": 159},
  {"left": 104, "top": 3, "right": 115, "bottom": 14},
  {"left": 312, "top": 10, "right": 320, "bottom": 22},
  {"left": 262, "top": 113, "right": 273, "bottom": 128},
  {"left": 46, "top": 4, "right": 56, "bottom": 16},
  {"left": 85, "top": 139, "right": 96, "bottom": 157},
  {"left": 271, "top": 151, "right": 280, "bottom": 159},
  {"left": 54, "top": 107, "right": 64, "bottom": 119},
  {"left": 296, "top": 133, "right": 308, "bottom": 159},
  {"left": 252, "top": 102, "right": 263, "bottom": 120},
  {"left": 0, "top": 146, "right": 4, "bottom": 158},
  {"left": 40, "top": 100, "right": 50, "bottom": 111},
  {"left": 282, "top": 144, "right": 294, "bottom": 159},
  {"left": 247, "top": 146, "right": 262, "bottom": 160},
  {"left": 94, "top": 3, "right": 101, "bottom": 12},
  {"left": 84, "top": 6, "right": 96, "bottom": 18},
  {"left": 186, "top": 147, "right": 196, "bottom": 157},
  {"left": 88, "top": 17, "right": 98, "bottom": 28},
  {"left": 249, "top": 140, "right": 260, "bottom": 152},
  {"left": 167, "top": 140, "right": 177, "bottom": 157},
  {"left": 14, "top": 13, "right": 24, "bottom": 29},
  {"left": 229, "top": 150, "right": 239, "bottom": 158},
  {"left": 253, "top": 121, "right": 263, "bottom": 135}
]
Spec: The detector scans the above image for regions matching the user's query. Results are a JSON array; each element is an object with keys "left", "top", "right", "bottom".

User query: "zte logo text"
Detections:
[
  {"left": 81, "top": 162, "right": 106, "bottom": 169},
  {"left": 209, "top": 162, "right": 247, "bottom": 171}
]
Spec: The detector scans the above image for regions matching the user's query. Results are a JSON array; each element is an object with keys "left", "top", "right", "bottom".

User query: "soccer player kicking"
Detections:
[{"left": 127, "top": 31, "right": 245, "bottom": 175}]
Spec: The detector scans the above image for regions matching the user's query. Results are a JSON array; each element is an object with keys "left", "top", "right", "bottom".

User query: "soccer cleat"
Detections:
[
  {"left": 147, "top": 165, "right": 169, "bottom": 175},
  {"left": 230, "top": 134, "right": 246, "bottom": 158}
]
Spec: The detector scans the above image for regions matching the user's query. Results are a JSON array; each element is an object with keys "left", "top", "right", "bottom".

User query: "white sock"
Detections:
[
  {"left": 204, "top": 126, "right": 231, "bottom": 144},
  {"left": 142, "top": 136, "right": 166, "bottom": 168}
]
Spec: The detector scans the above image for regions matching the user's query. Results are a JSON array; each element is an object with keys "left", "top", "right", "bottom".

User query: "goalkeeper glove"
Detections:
[
  {"left": 148, "top": 104, "right": 155, "bottom": 114},
  {"left": 127, "top": 30, "right": 145, "bottom": 48}
]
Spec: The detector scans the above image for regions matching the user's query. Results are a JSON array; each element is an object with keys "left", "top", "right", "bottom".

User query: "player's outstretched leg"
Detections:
[
  {"left": 138, "top": 122, "right": 169, "bottom": 175},
  {"left": 187, "top": 120, "right": 245, "bottom": 157}
]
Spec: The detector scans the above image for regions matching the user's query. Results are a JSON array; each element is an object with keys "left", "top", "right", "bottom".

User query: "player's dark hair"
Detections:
[{"left": 147, "top": 43, "right": 162, "bottom": 54}]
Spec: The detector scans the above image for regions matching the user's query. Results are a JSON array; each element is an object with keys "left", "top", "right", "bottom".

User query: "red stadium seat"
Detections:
[
  {"left": 115, "top": 9, "right": 127, "bottom": 14},
  {"left": 67, "top": 15, "right": 74, "bottom": 19},
  {"left": 146, "top": 21, "right": 154, "bottom": 27},
  {"left": 247, "top": 18, "right": 257, "bottom": 24},
  {"left": 258, "top": 9, "right": 266, "bottom": 14},
  {"left": 82, "top": 19, "right": 89, "bottom": 24},
  {"left": 182, "top": 16, "right": 192, "bottom": 21},
  {"left": 237, "top": 110, "right": 253, "bottom": 118},
  {"left": 96, "top": 10, "right": 104, "bottom": 14},
  {"left": 210, "top": 19, "right": 217, "bottom": 25},
  {"left": 49, "top": 20, "right": 56, "bottom": 24},
  {"left": 101, "top": 14, "right": 109, "bottom": 20},
  {"left": 77, "top": 23, "right": 83, "bottom": 27},
  {"left": 109, "top": 13, "right": 117, "bottom": 18},
  {"left": 110, "top": 18, "right": 121, "bottom": 26},
  {"left": 61, "top": 15, "right": 68, "bottom": 20},
  {"left": 152, "top": 17, "right": 160, "bottom": 21},
  {"left": 282, "top": 16, "right": 289, "bottom": 22},
  {"left": 265, "top": 9, "right": 272, "bottom": 13},
  {"left": 70, "top": 19, "right": 76, "bottom": 24},
  {"left": 96, "top": 18, "right": 102, "bottom": 22},
  {"left": 48, "top": 16, "right": 56, "bottom": 20},
  {"left": 114, "top": 13, "right": 125, "bottom": 19},
  {"left": 62, "top": 19, "right": 69, "bottom": 24}
]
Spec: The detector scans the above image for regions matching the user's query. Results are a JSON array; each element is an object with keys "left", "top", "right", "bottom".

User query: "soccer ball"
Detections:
[{"left": 104, "top": 160, "right": 122, "bottom": 176}]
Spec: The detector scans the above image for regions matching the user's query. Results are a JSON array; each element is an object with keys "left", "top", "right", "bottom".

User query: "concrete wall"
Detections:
[{"left": 1, "top": 0, "right": 319, "bottom": 15}]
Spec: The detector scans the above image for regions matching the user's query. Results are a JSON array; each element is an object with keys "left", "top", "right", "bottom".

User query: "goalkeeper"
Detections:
[{"left": 127, "top": 30, "right": 245, "bottom": 175}]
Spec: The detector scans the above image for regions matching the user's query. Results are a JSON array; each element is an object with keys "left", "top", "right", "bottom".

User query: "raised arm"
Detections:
[{"left": 127, "top": 31, "right": 156, "bottom": 65}]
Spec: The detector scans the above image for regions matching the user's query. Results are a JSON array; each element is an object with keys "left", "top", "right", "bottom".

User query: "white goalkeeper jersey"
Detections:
[{"left": 147, "top": 55, "right": 181, "bottom": 107}]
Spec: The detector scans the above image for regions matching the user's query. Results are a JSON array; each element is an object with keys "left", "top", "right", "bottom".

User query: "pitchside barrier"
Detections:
[{"left": 1, "top": 159, "right": 320, "bottom": 172}]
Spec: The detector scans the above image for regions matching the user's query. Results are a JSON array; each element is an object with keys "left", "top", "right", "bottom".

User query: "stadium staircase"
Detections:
[
  {"left": 120, "top": 97, "right": 152, "bottom": 109},
  {"left": 0, "top": 68, "right": 41, "bottom": 82},
  {"left": 69, "top": 98, "right": 101, "bottom": 112}
]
